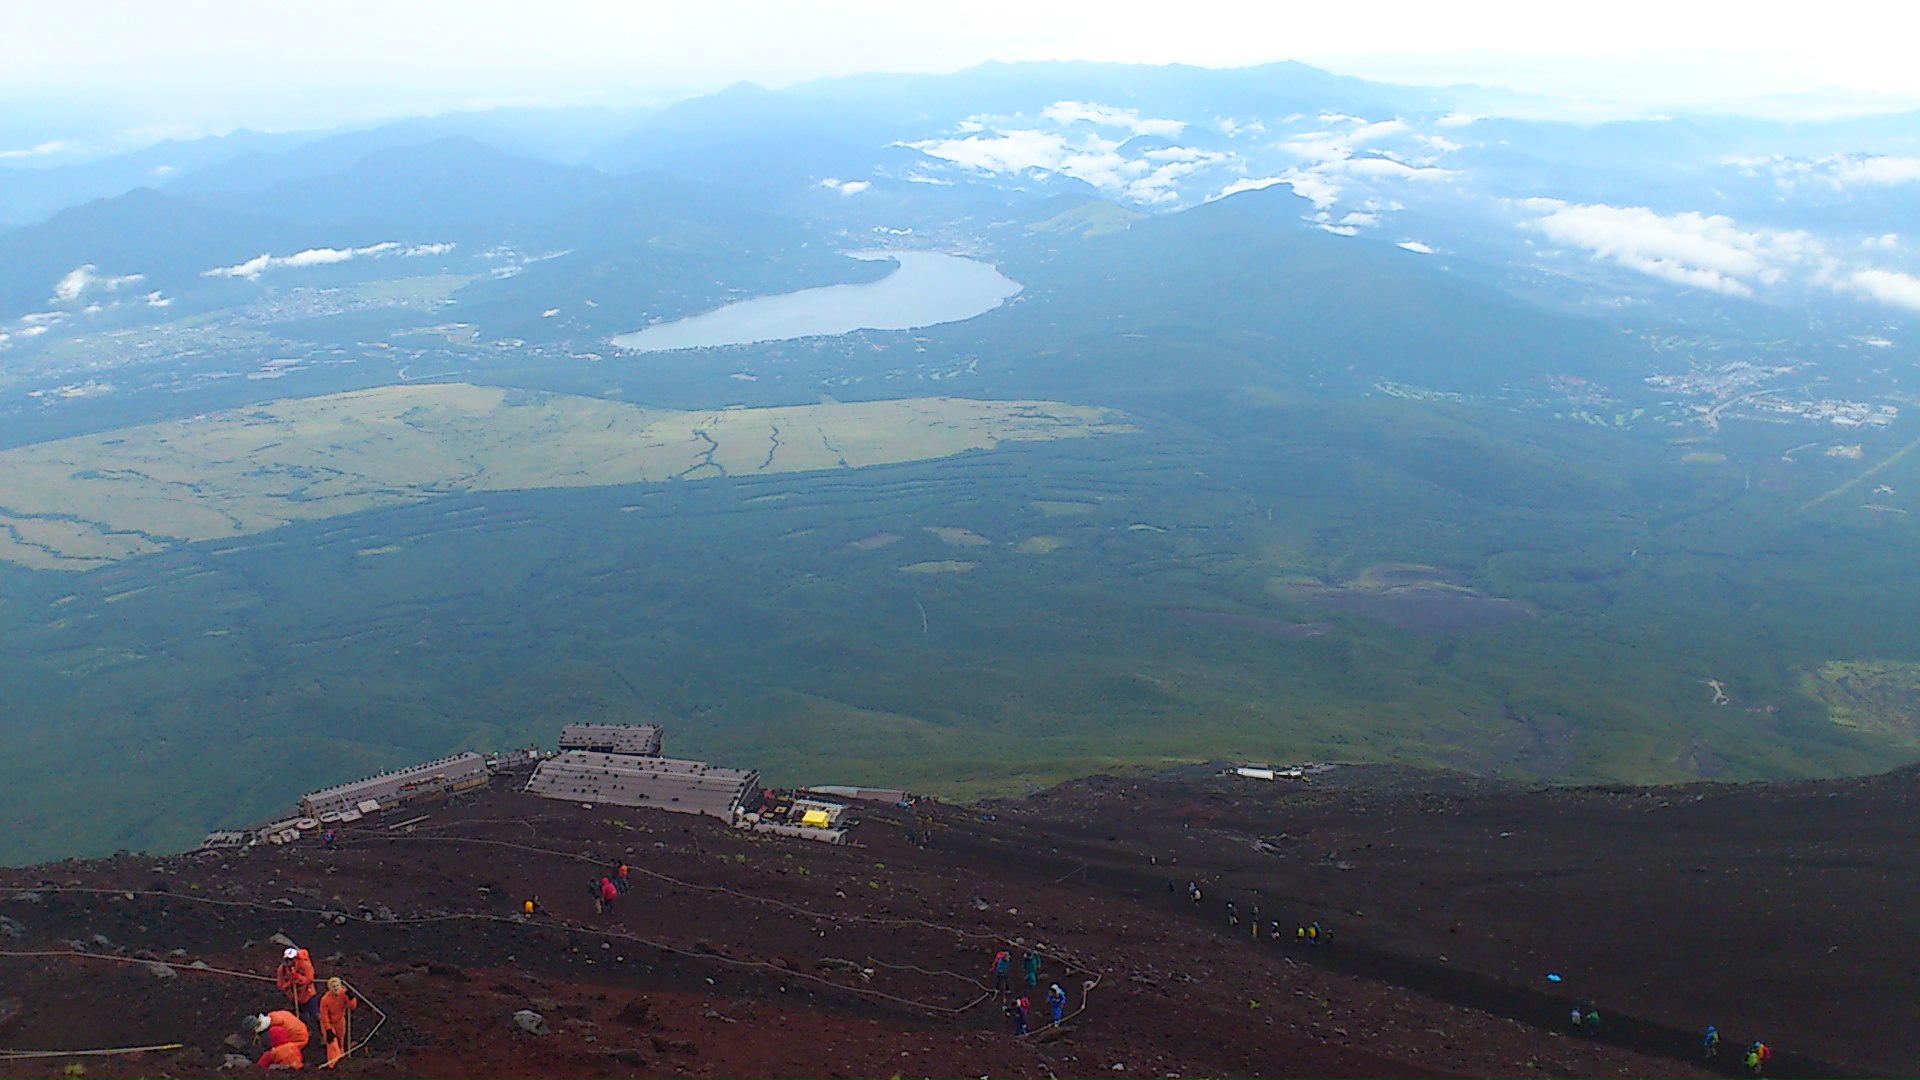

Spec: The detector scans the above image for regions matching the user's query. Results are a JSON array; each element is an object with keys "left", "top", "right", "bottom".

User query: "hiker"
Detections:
[
  {"left": 1307, "top": 922, "right": 1321, "bottom": 946},
  {"left": 1227, "top": 900, "right": 1238, "bottom": 926},
  {"left": 1584, "top": 1007, "right": 1601, "bottom": 1036},
  {"left": 523, "top": 896, "right": 541, "bottom": 916},
  {"left": 1046, "top": 982, "right": 1067, "bottom": 1026},
  {"left": 321, "top": 829, "right": 337, "bottom": 851},
  {"left": 1270, "top": 920, "right": 1283, "bottom": 941},
  {"left": 1250, "top": 903, "right": 1260, "bottom": 938},
  {"left": 247, "top": 1010, "right": 309, "bottom": 1070},
  {"left": 599, "top": 876, "right": 619, "bottom": 914},
  {"left": 1745, "top": 1043, "right": 1762, "bottom": 1075},
  {"left": 318, "top": 977, "right": 357, "bottom": 1067},
  {"left": 1297, "top": 924, "right": 1307, "bottom": 944},
  {"left": 1008, "top": 994, "right": 1030, "bottom": 1036},
  {"left": 1751, "top": 1041, "right": 1771, "bottom": 1075},
  {"left": 992, "top": 949, "right": 1012, "bottom": 992},
  {"left": 1569, "top": 1005, "right": 1583, "bottom": 1031},
  {"left": 616, "top": 863, "right": 631, "bottom": 893},
  {"left": 275, "top": 945, "right": 320, "bottom": 1034},
  {"left": 1022, "top": 949, "right": 1041, "bottom": 987},
  {"left": 1703, "top": 1025, "right": 1720, "bottom": 1059},
  {"left": 1188, "top": 881, "right": 1202, "bottom": 903}
]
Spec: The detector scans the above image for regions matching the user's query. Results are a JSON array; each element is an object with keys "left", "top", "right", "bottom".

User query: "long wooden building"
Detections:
[{"left": 524, "top": 751, "right": 757, "bottom": 821}]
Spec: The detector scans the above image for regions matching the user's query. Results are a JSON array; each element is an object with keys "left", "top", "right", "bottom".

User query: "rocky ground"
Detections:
[{"left": 1, "top": 762, "right": 1912, "bottom": 1078}]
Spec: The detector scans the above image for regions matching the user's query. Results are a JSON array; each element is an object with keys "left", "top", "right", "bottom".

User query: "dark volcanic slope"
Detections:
[{"left": 1, "top": 764, "right": 1909, "bottom": 1078}]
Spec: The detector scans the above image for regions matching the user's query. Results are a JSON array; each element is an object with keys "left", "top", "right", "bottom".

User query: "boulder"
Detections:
[
  {"left": 511, "top": 1009, "right": 551, "bottom": 1036},
  {"left": 146, "top": 962, "right": 178, "bottom": 980}
]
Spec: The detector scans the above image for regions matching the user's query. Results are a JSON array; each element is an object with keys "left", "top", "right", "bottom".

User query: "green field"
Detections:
[{"left": 3, "top": 384, "right": 1919, "bottom": 862}]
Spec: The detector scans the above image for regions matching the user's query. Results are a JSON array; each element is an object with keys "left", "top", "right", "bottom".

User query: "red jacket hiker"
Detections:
[{"left": 252, "top": 1009, "right": 308, "bottom": 1070}]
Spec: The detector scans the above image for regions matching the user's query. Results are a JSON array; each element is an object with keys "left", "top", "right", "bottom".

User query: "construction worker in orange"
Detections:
[
  {"left": 318, "top": 977, "right": 357, "bottom": 1067},
  {"left": 276, "top": 945, "right": 321, "bottom": 1038},
  {"left": 247, "top": 1009, "right": 310, "bottom": 1070}
]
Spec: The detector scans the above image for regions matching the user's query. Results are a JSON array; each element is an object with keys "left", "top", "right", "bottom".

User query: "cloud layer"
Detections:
[{"left": 203, "top": 241, "right": 453, "bottom": 280}]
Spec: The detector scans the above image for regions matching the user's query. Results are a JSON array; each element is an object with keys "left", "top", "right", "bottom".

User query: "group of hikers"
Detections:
[
  {"left": 587, "top": 861, "right": 633, "bottom": 914},
  {"left": 1183, "top": 874, "right": 1779, "bottom": 1074},
  {"left": 1699, "top": 1024, "right": 1773, "bottom": 1076},
  {"left": 991, "top": 947, "right": 1068, "bottom": 1035},
  {"left": 242, "top": 943, "right": 358, "bottom": 1069},
  {"left": 1178, "top": 878, "right": 1329, "bottom": 948}
]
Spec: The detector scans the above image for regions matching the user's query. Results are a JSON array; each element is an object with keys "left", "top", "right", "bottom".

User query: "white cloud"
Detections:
[
  {"left": 1831, "top": 156, "right": 1920, "bottom": 185},
  {"left": 818, "top": 177, "right": 871, "bottom": 196},
  {"left": 1323, "top": 156, "right": 1452, "bottom": 181},
  {"left": 1397, "top": 240, "right": 1435, "bottom": 254},
  {"left": 1435, "top": 114, "right": 1482, "bottom": 127},
  {"left": 1316, "top": 223, "right": 1359, "bottom": 236},
  {"left": 1346, "top": 119, "right": 1408, "bottom": 146},
  {"left": 17, "top": 325, "right": 49, "bottom": 338},
  {"left": 0, "top": 139, "right": 75, "bottom": 159},
  {"left": 908, "top": 127, "right": 1202, "bottom": 203},
  {"left": 1851, "top": 269, "right": 1920, "bottom": 310},
  {"left": 145, "top": 291, "right": 172, "bottom": 308},
  {"left": 1214, "top": 117, "right": 1265, "bottom": 137},
  {"left": 1862, "top": 233, "right": 1899, "bottom": 249},
  {"left": 1040, "top": 100, "right": 1185, "bottom": 137},
  {"left": 1523, "top": 199, "right": 1820, "bottom": 297},
  {"left": 52, "top": 264, "right": 145, "bottom": 303},
  {"left": 1214, "top": 175, "right": 1288, "bottom": 199},
  {"left": 1280, "top": 170, "right": 1343, "bottom": 210},
  {"left": 1338, "top": 211, "right": 1379, "bottom": 227},
  {"left": 202, "top": 240, "right": 446, "bottom": 279},
  {"left": 21, "top": 312, "right": 67, "bottom": 326}
]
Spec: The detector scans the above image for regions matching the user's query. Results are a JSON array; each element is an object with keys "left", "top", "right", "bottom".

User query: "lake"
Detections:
[{"left": 609, "top": 251, "right": 1021, "bottom": 352}]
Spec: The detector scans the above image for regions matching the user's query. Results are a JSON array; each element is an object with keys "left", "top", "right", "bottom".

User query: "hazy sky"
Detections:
[{"left": 6, "top": 0, "right": 1916, "bottom": 140}]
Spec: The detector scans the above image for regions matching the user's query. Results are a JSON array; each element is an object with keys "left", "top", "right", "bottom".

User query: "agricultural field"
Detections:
[{"left": 0, "top": 383, "right": 1133, "bottom": 569}]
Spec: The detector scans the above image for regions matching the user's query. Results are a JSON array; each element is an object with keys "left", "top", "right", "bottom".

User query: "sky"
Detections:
[{"left": 4, "top": 0, "right": 1917, "bottom": 145}]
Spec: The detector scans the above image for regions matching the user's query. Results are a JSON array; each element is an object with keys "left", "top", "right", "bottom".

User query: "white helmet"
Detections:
[
  {"left": 249, "top": 1013, "right": 272, "bottom": 1033},
  {"left": 283, "top": 946, "right": 299, "bottom": 959}
]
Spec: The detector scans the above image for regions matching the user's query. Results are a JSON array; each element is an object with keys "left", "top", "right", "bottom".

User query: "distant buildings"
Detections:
[
  {"left": 557, "top": 722, "right": 663, "bottom": 757},
  {"left": 299, "top": 752, "right": 490, "bottom": 820},
  {"left": 525, "top": 750, "right": 759, "bottom": 821}
]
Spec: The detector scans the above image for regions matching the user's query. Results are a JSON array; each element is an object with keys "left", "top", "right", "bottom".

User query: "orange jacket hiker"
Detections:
[
  {"left": 277, "top": 947, "right": 317, "bottom": 1005},
  {"left": 319, "top": 978, "right": 356, "bottom": 1066}
]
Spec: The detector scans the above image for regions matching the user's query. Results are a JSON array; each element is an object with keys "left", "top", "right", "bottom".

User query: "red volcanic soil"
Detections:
[{"left": 1, "top": 763, "right": 1913, "bottom": 1078}]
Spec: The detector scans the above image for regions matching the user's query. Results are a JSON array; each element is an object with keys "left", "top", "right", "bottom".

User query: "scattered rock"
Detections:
[
  {"left": 89, "top": 933, "right": 113, "bottom": 949},
  {"left": 147, "top": 962, "right": 178, "bottom": 979},
  {"left": 10, "top": 891, "right": 42, "bottom": 903},
  {"left": 168, "top": 948, "right": 188, "bottom": 958},
  {"left": 190, "top": 960, "right": 211, "bottom": 971},
  {"left": 221, "top": 1053, "right": 254, "bottom": 1070},
  {"left": 268, "top": 932, "right": 296, "bottom": 947},
  {"left": 0, "top": 915, "right": 25, "bottom": 939},
  {"left": 511, "top": 1009, "right": 551, "bottom": 1036},
  {"left": 222, "top": 1033, "right": 250, "bottom": 1050},
  {"left": 611, "top": 1048, "right": 648, "bottom": 1066},
  {"left": 64, "top": 939, "right": 88, "bottom": 953},
  {"left": 648, "top": 1035, "right": 698, "bottom": 1056}
]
